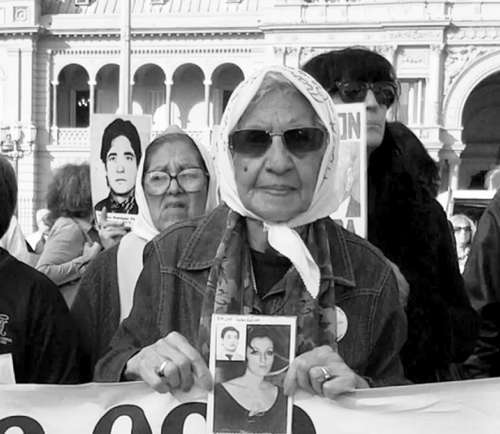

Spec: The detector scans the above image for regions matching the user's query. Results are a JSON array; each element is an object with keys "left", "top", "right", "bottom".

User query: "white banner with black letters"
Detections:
[{"left": 0, "top": 379, "right": 499, "bottom": 433}]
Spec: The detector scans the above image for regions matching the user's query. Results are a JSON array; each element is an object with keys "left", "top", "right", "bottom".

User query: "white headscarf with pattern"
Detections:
[{"left": 215, "top": 65, "right": 347, "bottom": 298}]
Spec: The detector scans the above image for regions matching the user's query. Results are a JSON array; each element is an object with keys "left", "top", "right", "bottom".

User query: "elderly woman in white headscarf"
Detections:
[
  {"left": 95, "top": 66, "right": 407, "bottom": 397},
  {"left": 72, "top": 126, "right": 218, "bottom": 380}
]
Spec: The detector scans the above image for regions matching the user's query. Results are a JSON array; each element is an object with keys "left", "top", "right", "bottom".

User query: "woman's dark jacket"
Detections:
[{"left": 368, "top": 121, "right": 478, "bottom": 383}]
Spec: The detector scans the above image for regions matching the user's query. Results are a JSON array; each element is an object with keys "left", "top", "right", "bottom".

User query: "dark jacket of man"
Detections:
[
  {"left": 368, "top": 122, "right": 478, "bottom": 383},
  {"left": 0, "top": 247, "right": 81, "bottom": 383},
  {"left": 463, "top": 189, "right": 500, "bottom": 377}
]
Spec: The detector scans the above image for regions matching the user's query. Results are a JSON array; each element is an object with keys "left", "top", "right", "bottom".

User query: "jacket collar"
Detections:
[
  {"left": 178, "top": 205, "right": 356, "bottom": 289},
  {"left": 177, "top": 205, "right": 230, "bottom": 270}
]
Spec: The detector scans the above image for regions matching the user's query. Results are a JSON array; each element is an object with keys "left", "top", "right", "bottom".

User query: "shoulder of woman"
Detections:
[{"left": 149, "top": 204, "right": 229, "bottom": 252}]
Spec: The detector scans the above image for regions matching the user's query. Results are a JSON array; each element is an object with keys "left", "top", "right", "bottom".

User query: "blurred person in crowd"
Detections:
[
  {"left": 36, "top": 163, "right": 102, "bottom": 308},
  {"left": 95, "top": 67, "right": 407, "bottom": 397},
  {"left": 72, "top": 126, "right": 217, "bottom": 380},
  {"left": 26, "top": 208, "right": 50, "bottom": 254},
  {"left": 303, "top": 47, "right": 478, "bottom": 383},
  {"left": 450, "top": 214, "right": 476, "bottom": 274},
  {"left": 0, "top": 215, "right": 32, "bottom": 265},
  {"left": 463, "top": 189, "right": 500, "bottom": 378},
  {"left": 95, "top": 118, "right": 142, "bottom": 214},
  {"left": 214, "top": 325, "right": 289, "bottom": 433},
  {"left": 0, "top": 155, "right": 81, "bottom": 384}
]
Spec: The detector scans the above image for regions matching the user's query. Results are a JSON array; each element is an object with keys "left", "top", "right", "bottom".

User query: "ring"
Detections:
[
  {"left": 157, "top": 360, "right": 168, "bottom": 377},
  {"left": 319, "top": 366, "right": 332, "bottom": 383}
]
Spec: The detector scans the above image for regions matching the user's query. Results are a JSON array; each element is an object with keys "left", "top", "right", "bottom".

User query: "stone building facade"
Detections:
[{"left": 0, "top": 0, "right": 499, "bottom": 231}]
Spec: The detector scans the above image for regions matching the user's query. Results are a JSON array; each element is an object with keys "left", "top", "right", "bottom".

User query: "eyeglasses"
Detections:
[
  {"left": 143, "top": 167, "right": 208, "bottom": 195},
  {"left": 229, "top": 127, "right": 325, "bottom": 157},
  {"left": 330, "top": 81, "right": 398, "bottom": 107},
  {"left": 453, "top": 226, "right": 472, "bottom": 233}
]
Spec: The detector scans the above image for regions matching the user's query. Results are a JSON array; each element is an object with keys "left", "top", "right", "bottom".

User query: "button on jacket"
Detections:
[{"left": 95, "top": 205, "right": 407, "bottom": 387}]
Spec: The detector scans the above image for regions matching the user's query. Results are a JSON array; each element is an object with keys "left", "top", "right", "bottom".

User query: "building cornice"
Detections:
[{"left": 50, "top": 46, "right": 255, "bottom": 56}]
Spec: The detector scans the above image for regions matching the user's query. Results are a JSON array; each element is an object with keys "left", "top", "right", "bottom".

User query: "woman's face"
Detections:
[
  {"left": 331, "top": 89, "right": 387, "bottom": 148},
  {"left": 232, "top": 89, "right": 325, "bottom": 222},
  {"left": 143, "top": 139, "right": 208, "bottom": 231},
  {"left": 246, "top": 337, "right": 274, "bottom": 377},
  {"left": 453, "top": 219, "right": 472, "bottom": 249}
]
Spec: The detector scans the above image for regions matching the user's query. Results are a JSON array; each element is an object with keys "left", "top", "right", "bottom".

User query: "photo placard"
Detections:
[{"left": 207, "top": 314, "right": 296, "bottom": 434}]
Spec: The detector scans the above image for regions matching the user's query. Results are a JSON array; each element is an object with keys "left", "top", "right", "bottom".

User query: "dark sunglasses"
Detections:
[
  {"left": 229, "top": 127, "right": 325, "bottom": 157},
  {"left": 330, "top": 81, "right": 398, "bottom": 107}
]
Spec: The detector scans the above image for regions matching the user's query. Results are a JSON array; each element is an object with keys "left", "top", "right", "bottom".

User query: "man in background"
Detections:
[{"left": 0, "top": 155, "right": 81, "bottom": 383}]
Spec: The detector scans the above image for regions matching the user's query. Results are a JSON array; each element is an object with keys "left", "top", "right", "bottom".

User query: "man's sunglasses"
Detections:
[
  {"left": 330, "top": 81, "right": 398, "bottom": 107},
  {"left": 229, "top": 127, "right": 325, "bottom": 157}
]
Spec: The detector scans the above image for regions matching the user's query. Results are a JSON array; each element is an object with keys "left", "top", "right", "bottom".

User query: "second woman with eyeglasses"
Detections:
[
  {"left": 304, "top": 47, "right": 478, "bottom": 383},
  {"left": 71, "top": 125, "right": 218, "bottom": 380}
]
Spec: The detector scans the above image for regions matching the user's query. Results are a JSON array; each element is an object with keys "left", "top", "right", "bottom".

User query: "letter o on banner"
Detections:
[
  {"left": 0, "top": 416, "right": 45, "bottom": 434},
  {"left": 292, "top": 406, "right": 316, "bottom": 434},
  {"left": 161, "top": 402, "right": 206, "bottom": 433},
  {"left": 93, "top": 405, "right": 152, "bottom": 434}
]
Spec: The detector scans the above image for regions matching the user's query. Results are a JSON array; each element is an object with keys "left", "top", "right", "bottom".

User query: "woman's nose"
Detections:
[
  {"left": 265, "top": 135, "right": 294, "bottom": 173},
  {"left": 166, "top": 176, "right": 181, "bottom": 194},
  {"left": 364, "top": 89, "right": 379, "bottom": 109}
]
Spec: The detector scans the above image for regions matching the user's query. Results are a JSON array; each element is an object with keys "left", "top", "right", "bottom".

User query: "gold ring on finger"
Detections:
[
  {"left": 320, "top": 366, "right": 333, "bottom": 383},
  {"left": 157, "top": 360, "right": 168, "bottom": 377}
]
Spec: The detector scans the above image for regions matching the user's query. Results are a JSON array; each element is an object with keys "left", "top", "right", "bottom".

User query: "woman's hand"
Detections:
[
  {"left": 82, "top": 241, "right": 101, "bottom": 262},
  {"left": 124, "top": 331, "right": 212, "bottom": 394},
  {"left": 283, "top": 345, "right": 369, "bottom": 399},
  {"left": 97, "top": 207, "right": 129, "bottom": 249}
]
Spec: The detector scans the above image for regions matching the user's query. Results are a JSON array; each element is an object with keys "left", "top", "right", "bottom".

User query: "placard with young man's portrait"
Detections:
[{"left": 89, "top": 114, "right": 151, "bottom": 227}]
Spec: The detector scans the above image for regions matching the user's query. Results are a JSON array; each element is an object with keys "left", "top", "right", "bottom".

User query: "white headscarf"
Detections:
[
  {"left": 117, "top": 125, "right": 218, "bottom": 322},
  {"left": 215, "top": 65, "right": 347, "bottom": 298}
]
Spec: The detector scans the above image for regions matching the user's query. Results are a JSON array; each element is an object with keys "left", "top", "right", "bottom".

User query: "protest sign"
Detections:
[
  {"left": 330, "top": 103, "right": 367, "bottom": 238},
  {"left": 207, "top": 314, "right": 296, "bottom": 434},
  {"left": 0, "top": 379, "right": 499, "bottom": 434},
  {"left": 89, "top": 114, "right": 152, "bottom": 228}
]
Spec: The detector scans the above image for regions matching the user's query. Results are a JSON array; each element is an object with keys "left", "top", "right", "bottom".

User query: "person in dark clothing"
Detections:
[
  {"left": 0, "top": 155, "right": 81, "bottom": 384},
  {"left": 463, "top": 189, "right": 500, "bottom": 378},
  {"left": 303, "top": 47, "right": 478, "bottom": 383}
]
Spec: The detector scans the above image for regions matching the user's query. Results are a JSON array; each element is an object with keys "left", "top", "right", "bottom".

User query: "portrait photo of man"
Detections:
[
  {"left": 94, "top": 118, "right": 142, "bottom": 214},
  {"left": 217, "top": 326, "right": 245, "bottom": 361}
]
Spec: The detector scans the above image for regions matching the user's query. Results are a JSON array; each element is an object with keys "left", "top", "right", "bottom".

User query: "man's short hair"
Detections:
[
  {"left": 100, "top": 118, "right": 142, "bottom": 165},
  {"left": 221, "top": 326, "right": 239, "bottom": 339},
  {"left": 0, "top": 156, "right": 17, "bottom": 238}
]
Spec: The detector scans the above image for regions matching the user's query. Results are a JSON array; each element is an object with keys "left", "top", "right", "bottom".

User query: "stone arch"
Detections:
[
  {"left": 95, "top": 63, "right": 120, "bottom": 114},
  {"left": 56, "top": 64, "right": 90, "bottom": 127},
  {"left": 211, "top": 63, "right": 245, "bottom": 124},
  {"left": 171, "top": 63, "right": 205, "bottom": 130},
  {"left": 444, "top": 49, "right": 500, "bottom": 133},
  {"left": 132, "top": 63, "right": 166, "bottom": 128},
  {"left": 459, "top": 71, "right": 500, "bottom": 189}
]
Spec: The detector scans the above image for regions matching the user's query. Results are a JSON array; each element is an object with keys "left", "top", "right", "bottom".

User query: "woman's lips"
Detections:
[
  {"left": 258, "top": 185, "right": 296, "bottom": 195},
  {"left": 164, "top": 201, "right": 185, "bottom": 209}
]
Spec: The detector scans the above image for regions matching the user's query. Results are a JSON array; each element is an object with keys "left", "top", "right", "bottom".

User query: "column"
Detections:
[
  {"left": 7, "top": 48, "right": 21, "bottom": 123},
  {"left": 88, "top": 79, "right": 96, "bottom": 118},
  {"left": 119, "top": 0, "right": 131, "bottom": 115},
  {"left": 426, "top": 44, "right": 444, "bottom": 126},
  {"left": 51, "top": 80, "right": 59, "bottom": 144},
  {"left": 20, "top": 46, "right": 34, "bottom": 123},
  {"left": 204, "top": 79, "right": 212, "bottom": 128},
  {"left": 164, "top": 79, "right": 172, "bottom": 126}
]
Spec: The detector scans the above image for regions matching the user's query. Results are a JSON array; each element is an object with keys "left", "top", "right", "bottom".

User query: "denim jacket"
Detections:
[{"left": 95, "top": 205, "right": 407, "bottom": 387}]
